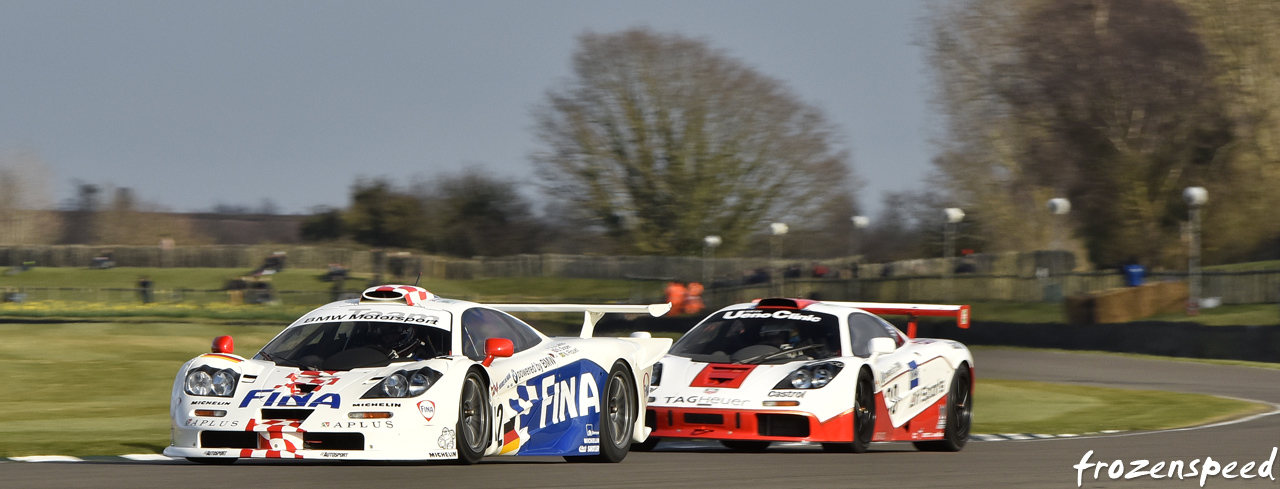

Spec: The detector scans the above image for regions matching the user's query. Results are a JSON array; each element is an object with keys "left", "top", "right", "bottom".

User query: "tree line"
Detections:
[{"left": 925, "top": 0, "right": 1280, "bottom": 268}]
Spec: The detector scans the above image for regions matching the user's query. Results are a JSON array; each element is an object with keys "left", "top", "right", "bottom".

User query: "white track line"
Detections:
[
  {"left": 121, "top": 454, "right": 176, "bottom": 461},
  {"left": 8, "top": 456, "right": 82, "bottom": 462}
]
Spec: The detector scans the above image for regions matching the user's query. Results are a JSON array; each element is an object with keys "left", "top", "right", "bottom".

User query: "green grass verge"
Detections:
[
  {"left": 1204, "top": 260, "right": 1280, "bottom": 272},
  {"left": 0, "top": 267, "right": 369, "bottom": 291},
  {"left": 1145, "top": 304, "right": 1280, "bottom": 326},
  {"left": 0, "top": 322, "right": 1268, "bottom": 456},
  {"left": 0, "top": 268, "right": 663, "bottom": 302},
  {"left": 0, "top": 322, "right": 281, "bottom": 456},
  {"left": 973, "top": 378, "right": 1269, "bottom": 435},
  {"left": 953, "top": 301, "right": 1279, "bottom": 326},
  {"left": 972, "top": 345, "right": 1280, "bottom": 371}
]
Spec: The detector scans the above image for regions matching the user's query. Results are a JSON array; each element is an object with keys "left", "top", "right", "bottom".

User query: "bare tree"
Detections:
[{"left": 532, "top": 28, "right": 857, "bottom": 256}]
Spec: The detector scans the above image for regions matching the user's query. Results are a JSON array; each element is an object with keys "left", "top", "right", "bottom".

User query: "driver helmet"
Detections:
[
  {"left": 375, "top": 323, "right": 418, "bottom": 357},
  {"left": 759, "top": 324, "right": 797, "bottom": 347}
]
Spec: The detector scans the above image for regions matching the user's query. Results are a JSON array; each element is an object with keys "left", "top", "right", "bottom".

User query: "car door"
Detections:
[
  {"left": 458, "top": 307, "right": 550, "bottom": 449},
  {"left": 847, "top": 313, "right": 915, "bottom": 421}
]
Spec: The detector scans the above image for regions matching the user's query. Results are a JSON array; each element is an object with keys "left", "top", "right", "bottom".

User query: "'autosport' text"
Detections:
[{"left": 1074, "top": 448, "right": 1276, "bottom": 487}]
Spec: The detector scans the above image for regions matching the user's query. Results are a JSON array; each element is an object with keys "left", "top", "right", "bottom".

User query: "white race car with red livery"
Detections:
[
  {"left": 640, "top": 298, "right": 972, "bottom": 453},
  {"left": 164, "top": 285, "right": 671, "bottom": 464}
]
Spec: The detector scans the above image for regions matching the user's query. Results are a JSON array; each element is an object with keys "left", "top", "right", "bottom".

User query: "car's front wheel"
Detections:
[
  {"left": 454, "top": 370, "right": 491, "bottom": 464},
  {"left": 565, "top": 362, "right": 635, "bottom": 463},
  {"left": 823, "top": 368, "right": 875, "bottom": 453},
  {"left": 914, "top": 365, "right": 972, "bottom": 452}
]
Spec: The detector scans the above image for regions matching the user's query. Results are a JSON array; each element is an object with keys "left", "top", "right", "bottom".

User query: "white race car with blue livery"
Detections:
[
  {"left": 641, "top": 298, "right": 973, "bottom": 453},
  {"left": 165, "top": 285, "right": 671, "bottom": 464}
]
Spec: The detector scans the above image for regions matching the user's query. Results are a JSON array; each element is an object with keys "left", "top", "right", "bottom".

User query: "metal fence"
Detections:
[{"left": 700, "top": 270, "right": 1280, "bottom": 308}]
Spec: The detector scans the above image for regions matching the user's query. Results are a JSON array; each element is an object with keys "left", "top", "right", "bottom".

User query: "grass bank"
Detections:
[{"left": 973, "top": 379, "right": 1267, "bottom": 435}]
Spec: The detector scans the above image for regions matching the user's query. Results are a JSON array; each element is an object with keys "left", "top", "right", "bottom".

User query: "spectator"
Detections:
[
  {"left": 743, "top": 268, "right": 770, "bottom": 285},
  {"left": 784, "top": 264, "right": 802, "bottom": 278},
  {"left": 324, "top": 263, "right": 348, "bottom": 282},
  {"left": 226, "top": 277, "right": 247, "bottom": 306},
  {"left": 812, "top": 262, "right": 830, "bottom": 278},
  {"left": 138, "top": 276, "right": 154, "bottom": 304},
  {"left": 91, "top": 249, "right": 115, "bottom": 269},
  {"left": 664, "top": 281, "right": 687, "bottom": 316},
  {"left": 1122, "top": 258, "right": 1145, "bottom": 287},
  {"left": 684, "top": 282, "right": 705, "bottom": 315}
]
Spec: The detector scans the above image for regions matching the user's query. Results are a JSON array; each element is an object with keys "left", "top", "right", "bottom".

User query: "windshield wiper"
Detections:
[{"left": 734, "top": 344, "right": 824, "bottom": 365}]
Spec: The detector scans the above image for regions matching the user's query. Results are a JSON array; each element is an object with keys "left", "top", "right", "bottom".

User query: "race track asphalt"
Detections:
[{"left": 6, "top": 348, "right": 1280, "bottom": 489}]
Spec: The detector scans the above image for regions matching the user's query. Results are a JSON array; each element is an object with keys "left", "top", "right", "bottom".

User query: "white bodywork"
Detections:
[
  {"left": 164, "top": 287, "right": 671, "bottom": 461},
  {"left": 647, "top": 300, "right": 973, "bottom": 444}
]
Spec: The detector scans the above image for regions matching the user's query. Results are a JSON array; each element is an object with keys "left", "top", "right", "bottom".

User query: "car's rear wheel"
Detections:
[
  {"left": 185, "top": 457, "right": 236, "bottom": 465},
  {"left": 913, "top": 365, "right": 972, "bottom": 452},
  {"left": 720, "top": 440, "right": 771, "bottom": 452},
  {"left": 823, "top": 368, "right": 875, "bottom": 453},
  {"left": 455, "top": 370, "right": 491, "bottom": 464},
  {"left": 565, "top": 363, "right": 635, "bottom": 463}
]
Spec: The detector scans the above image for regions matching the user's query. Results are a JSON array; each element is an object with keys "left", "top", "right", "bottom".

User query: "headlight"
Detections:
[
  {"left": 788, "top": 369, "right": 812, "bottom": 389},
  {"left": 382, "top": 373, "right": 408, "bottom": 397},
  {"left": 184, "top": 366, "right": 240, "bottom": 397},
  {"left": 186, "top": 370, "right": 213, "bottom": 396},
  {"left": 409, "top": 372, "right": 432, "bottom": 397},
  {"left": 774, "top": 362, "right": 843, "bottom": 390},
  {"left": 212, "top": 370, "right": 237, "bottom": 396},
  {"left": 651, "top": 362, "right": 663, "bottom": 386},
  {"left": 364, "top": 367, "right": 443, "bottom": 398},
  {"left": 811, "top": 366, "right": 834, "bottom": 388}
]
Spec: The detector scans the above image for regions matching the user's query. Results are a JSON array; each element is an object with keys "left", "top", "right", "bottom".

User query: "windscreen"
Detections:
[
  {"left": 669, "top": 309, "right": 842, "bottom": 364},
  {"left": 254, "top": 321, "right": 450, "bottom": 371}
]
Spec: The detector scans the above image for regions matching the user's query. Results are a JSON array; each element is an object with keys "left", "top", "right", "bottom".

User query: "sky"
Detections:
[{"left": 0, "top": 0, "right": 943, "bottom": 217}]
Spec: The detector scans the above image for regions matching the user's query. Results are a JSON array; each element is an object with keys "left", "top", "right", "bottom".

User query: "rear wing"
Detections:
[
  {"left": 825, "top": 302, "right": 970, "bottom": 338},
  {"left": 489, "top": 303, "right": 672, "bottom": 338}
]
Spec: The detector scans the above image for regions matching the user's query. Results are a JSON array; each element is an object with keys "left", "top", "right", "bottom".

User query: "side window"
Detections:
[
  {"left": 847, "top": 313, "right": 897, "bottom": 357},
  {"left": 874, "top": 316, "right": 907, "bottom": 347},
  {"left": 460, "top": 308, "right": 541, "bottom": 361},
  {"left": 495, "top": 311, "right": 543, "bottom": 351}
]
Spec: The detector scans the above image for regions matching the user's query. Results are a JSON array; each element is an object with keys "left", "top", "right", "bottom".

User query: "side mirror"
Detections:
[
  {"left": 482, "top": 338, "right": 514, "bottom": 367},
  {"left": 868, "top": 337, "right": 896, "bottom": 356},
  {"left": 212, "top": 335, "right": 234, "bottom": 354}
]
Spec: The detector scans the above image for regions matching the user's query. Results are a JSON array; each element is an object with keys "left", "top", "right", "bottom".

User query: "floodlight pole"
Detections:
[
  {"left": 770, "top": 223, "right": 788, "bottom": 296},
  {"left": 943, "top": 208, "right": 965, "bottom": 264},
  {"left": 943, "top": 208, "right": 964, "bottom": 302},
  {"left": 702, "top": 235, "right": 721, "bottom": 285},
  {"left": 1046, "top": 198, "right": 1071, "bottom": 303},
  {"left": 1184, "top": 187, "right": 1207, "bottom": 316},
  {"left": 850, "top": 216, "right": 869, "bottom": 301}
]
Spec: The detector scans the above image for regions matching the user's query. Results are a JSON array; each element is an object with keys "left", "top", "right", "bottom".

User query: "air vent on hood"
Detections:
[
  {"left": 360, "top": 285, "right": 434, "bottom": 306},
  {"left": 690, "top": 364, "right": 756, "bottom": 388}
]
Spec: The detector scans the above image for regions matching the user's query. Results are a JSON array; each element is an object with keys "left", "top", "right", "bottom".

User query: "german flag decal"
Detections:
[{"left": 500, "top": 417, "right": 520, "bottom": 454}]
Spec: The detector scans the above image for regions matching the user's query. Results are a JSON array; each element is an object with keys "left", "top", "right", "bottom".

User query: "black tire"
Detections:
[
  {"left": 720, "top": 440, "right": 771, "bottom": 452},
  {"left": 454, "top": 370, "right": 491, "bottom": 464},
  {"left": 913, "top": 365, "right": 972, "bottom": 452},
  {"left": 824, "top": 368, "right": 876, "bottom": 453},
  {"left": 185, "top": 457, "right": 236, "bottom": 465},
  {"left": 564, "top": 363, "right": 636, "bottom": 463}
]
